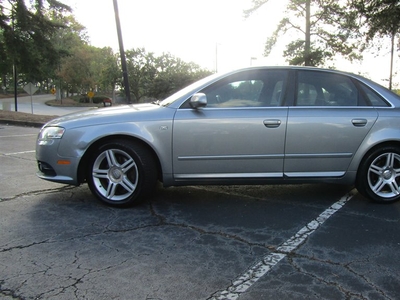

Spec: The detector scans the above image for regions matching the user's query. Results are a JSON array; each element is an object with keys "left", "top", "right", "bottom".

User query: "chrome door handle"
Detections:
[
  {"left": 263, "top": 119, "right": 281, "bottom": 128},
  {"left": 352, "top": 119, "right": 367, "bottom": 127}
]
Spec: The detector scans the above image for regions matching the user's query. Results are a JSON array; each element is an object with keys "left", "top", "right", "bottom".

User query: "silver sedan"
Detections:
[{"left": 36, "top": 66, "right": 400, "bottom": 207}]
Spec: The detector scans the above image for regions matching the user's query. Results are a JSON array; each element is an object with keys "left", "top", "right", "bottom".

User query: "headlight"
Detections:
[{"left": 38, "top": 127, "right": 65, "bottom": 143}]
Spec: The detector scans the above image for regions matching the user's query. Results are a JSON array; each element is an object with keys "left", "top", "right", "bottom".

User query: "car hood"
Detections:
[{"left": 44, "top": 103, "right": 173, "bottom": 128}]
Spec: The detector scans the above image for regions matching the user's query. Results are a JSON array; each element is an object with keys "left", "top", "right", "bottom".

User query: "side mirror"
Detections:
[{"left": 190, "top": 93, "right": 207, "bottom": 109}]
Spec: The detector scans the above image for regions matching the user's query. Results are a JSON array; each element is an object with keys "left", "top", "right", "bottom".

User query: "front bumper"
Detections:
[{"left": 36, "top": 139, "right": 80, "bottom": 185}]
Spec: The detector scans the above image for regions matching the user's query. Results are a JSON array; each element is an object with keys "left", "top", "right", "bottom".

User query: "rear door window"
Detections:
[{"left": 296, "top": 71, "right": 360, "bottom": 106}]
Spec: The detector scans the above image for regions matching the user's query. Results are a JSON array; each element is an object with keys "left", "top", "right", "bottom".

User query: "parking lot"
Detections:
[{"left": 1, "top": 124, "right": 400, "bottom": 300}]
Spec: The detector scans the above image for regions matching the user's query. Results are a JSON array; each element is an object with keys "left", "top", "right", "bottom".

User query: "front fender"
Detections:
[{"left": 58, "top": 120, "right": 174, "bottom": 176}]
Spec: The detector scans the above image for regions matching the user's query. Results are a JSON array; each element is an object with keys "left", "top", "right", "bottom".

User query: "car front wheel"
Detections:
[
  {"left": 87, "top": 139, "right": 157, "bottom": 207},
  {"left": 357, "top": 145, "right": 400, "bottom": 203}
]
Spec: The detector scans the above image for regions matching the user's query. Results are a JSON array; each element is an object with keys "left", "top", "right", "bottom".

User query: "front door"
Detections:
[{"left": 172, "top": 69, "right": 289, "bottom": 182}]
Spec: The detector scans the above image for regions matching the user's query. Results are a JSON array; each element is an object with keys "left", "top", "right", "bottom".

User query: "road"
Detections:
[
  {"left": 1, "top": 125, "right": 399, "bottom": 300},
  {"left": 0, "top": 94, "right": 94, "bottom": 116}
]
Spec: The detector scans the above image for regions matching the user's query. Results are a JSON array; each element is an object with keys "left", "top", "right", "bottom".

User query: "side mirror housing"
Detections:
[{"left": 189, "top": 93, "right": 207, "bottom": 109}]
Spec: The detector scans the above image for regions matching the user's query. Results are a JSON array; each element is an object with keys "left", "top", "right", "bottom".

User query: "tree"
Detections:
[
  {"left": 0, "top": 32, "right": 12, "bottom": 89},
  {"left": 58, "top": 44, "right": 101, "bottom": 97},
  {"left": 151, "top": 53, "right": 212, "bottom": 99},
  {"left": 352, "top": 0, "right": 400, "bottom": 89},
  {"left": 0, "top": 0, "right": 71, "bottom": 83},
  {"left": 244, "top": 0, "right": 361, "bottom": 66},
  {"left": 97, "top": 47, "right": 121, "bottom": 96},
  {"left": 125, "top": 48, "right": 157, "bottom": 102},
  {"left": 125, "top": 48, "right": 212, "bottom": 102},
  {"left": 49, "top": 13, "right": 89, "bottom": 97}
]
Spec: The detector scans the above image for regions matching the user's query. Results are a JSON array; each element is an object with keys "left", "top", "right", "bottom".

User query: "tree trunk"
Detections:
[
  {"left": 304, "top": 0, "right": 311, "bottom": 66},
  {"left": 2, "top": 74, "right": 7, "bottom": 93},
  {"left": 389, "top": 32, "right": 394, "bottom": 90}
]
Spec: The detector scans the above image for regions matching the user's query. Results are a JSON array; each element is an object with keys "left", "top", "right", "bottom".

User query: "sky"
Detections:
[
  {"left": 62, "top": 0, "right": 396, "bottom": 87},
  {"left": 62, "top": 0, "right": 292, "bottom": 71}
]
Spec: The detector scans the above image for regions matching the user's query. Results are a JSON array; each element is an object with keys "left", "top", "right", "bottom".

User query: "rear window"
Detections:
[{"left": 358, "top": 83, "right": 390, "bottom": 107}]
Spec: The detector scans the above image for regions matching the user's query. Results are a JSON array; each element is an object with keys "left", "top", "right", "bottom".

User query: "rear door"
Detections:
[{"left": 284, "top": 70, "right": 378, "bottom": 178}]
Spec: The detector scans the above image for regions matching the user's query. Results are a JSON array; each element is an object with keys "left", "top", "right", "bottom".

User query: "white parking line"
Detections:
[
  {"left": 209, "top": 191, "right": 355, "bottom": 300},
  {"left": 0, "top": 134, "right": 37, "bottom": 138},
  {"left": 3, "top": 150, "right": 35, "bottom": 155}
]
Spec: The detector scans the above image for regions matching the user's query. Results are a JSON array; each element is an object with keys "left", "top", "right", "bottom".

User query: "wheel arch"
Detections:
[
  {"left": 354, "top": 140, "right": 400, "bottom": 202},
  {"left": 77, "top": 134, "right": 162, "bottom": 184},
  {"left": 355, "top": 140, "right": 400, "bottom": 179}
]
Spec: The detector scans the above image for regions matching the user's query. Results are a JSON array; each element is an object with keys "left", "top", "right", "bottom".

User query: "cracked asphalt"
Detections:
[{"left": 1, "top": 124, "right": 400, "bottom": 300}]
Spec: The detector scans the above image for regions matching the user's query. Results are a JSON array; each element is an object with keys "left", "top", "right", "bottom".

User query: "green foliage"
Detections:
[
  {"left": 284, "top": 40, "right": 328, "bottom": 66},
  {"left": 350, "top": 0, "right": 400, "bottom": 55},
  {"left": 0, "top": 0, "right": 72, "bottom": 82},
  {"left": 124, "top": 48, "right": 157, "bottom": 102},
  {"left": 353, "top": 0, "right": 400, "bottom": 39},
  {"left": 97, "top": 47, "right": 120, "bottom": 93},
  {"left": 151, "top": 53, "right": 212, "bottom": 100},
  {"left": 125, "top": 48, "right": 212, "bottom": 102}
]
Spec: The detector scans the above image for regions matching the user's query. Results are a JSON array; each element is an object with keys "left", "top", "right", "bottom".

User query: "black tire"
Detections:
[
  {"left": 356, "top": 145, "right": 400, "bottom": 203},
  {"left": 87, "top": 139, "right": 157, "bottom": 207}
]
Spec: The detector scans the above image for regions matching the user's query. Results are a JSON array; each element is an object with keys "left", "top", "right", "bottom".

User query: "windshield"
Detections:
[{"left": 160, "top": 73, "right": 220, "bottom": 106}]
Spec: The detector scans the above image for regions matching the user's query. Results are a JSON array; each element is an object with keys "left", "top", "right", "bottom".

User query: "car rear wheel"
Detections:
[
  {"left": 356, "top": 145, "right": 400, "bottom": 203},
  {"left": 87, "top": 139, "right": 157, "bottom": 207}
]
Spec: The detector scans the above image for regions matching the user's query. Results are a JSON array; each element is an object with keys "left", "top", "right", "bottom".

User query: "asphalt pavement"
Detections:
[{"left": 1, "top": 98, "right": 400, "bottom": 300}]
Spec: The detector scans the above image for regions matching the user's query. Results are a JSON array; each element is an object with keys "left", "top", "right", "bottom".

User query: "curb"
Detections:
[{"left": 0, "top": 119, "right": 45, "bottom": 128}]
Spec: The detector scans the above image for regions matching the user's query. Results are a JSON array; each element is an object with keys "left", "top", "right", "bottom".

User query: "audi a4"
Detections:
[{"left": 36, "top": 66, "right": 400, "bottom": 207}]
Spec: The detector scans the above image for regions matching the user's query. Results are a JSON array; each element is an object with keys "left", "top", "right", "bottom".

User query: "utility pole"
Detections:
[
  {"left": 12, "top": 8, "right": 18, "bottom": 111},
  {"left": 304, "top": 0, "right": 311, "bottom": 66},
  {"left": 113, "top": 0, "right": 131, "bottom": 103}
]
